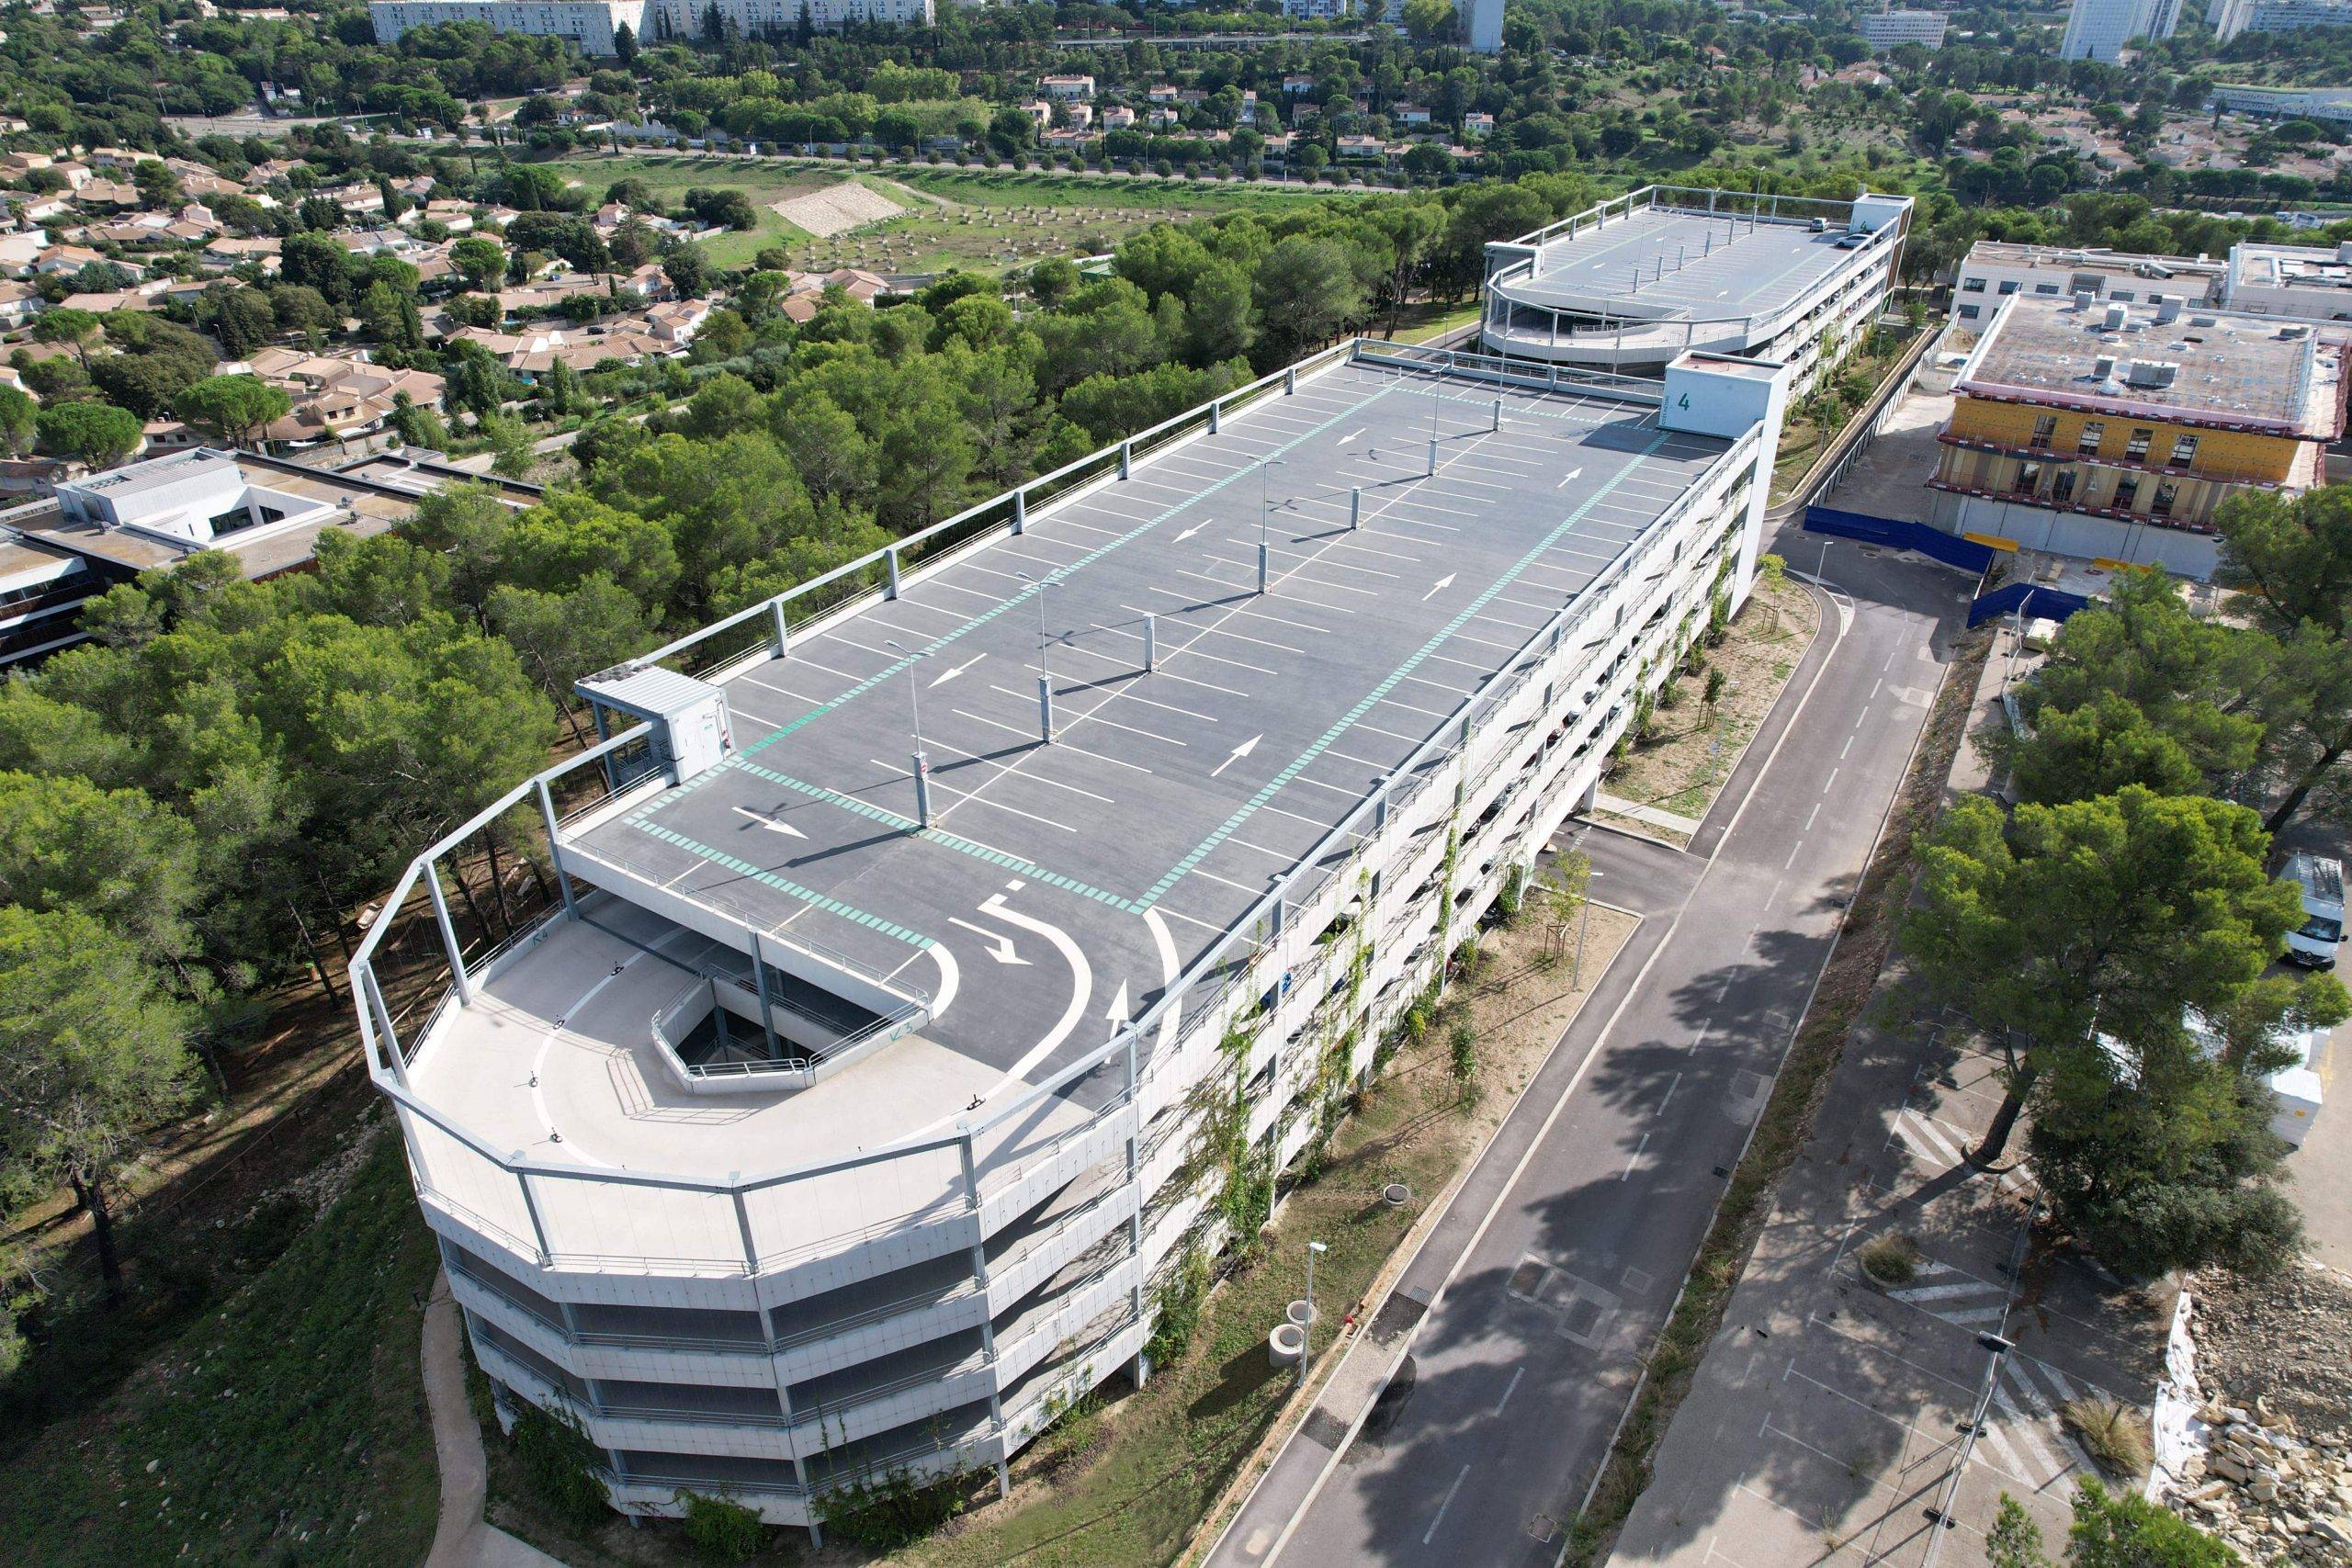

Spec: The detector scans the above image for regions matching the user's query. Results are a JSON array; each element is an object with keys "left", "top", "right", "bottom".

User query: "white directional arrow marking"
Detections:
[
  {"left": 1105, "top": 980, "right": 1130, "bottom": 1026},
  {"left": 1174, "top": 521, "right": 1208, "bottom": 542},
  {"left": 947, "top": 916, "right": 1029, "bottom": 965},
  {"left": 928, "top": 653, "right": 984, "bottom": 688},
  {"left": 1422, "top": 573, "right": 1456, "bottom": 603},
  {"left": 1210, "top": 733, "right": 1261, "bottom": 778},
  {"left": 1338, "top": 428, "right": 1364, "bottom": 446},
  {"left": 731, "top": 807, "right": 806, "bottom": 839},
  {"left": 1555, "top": 466, "right": 1585, "bottom": 490}
]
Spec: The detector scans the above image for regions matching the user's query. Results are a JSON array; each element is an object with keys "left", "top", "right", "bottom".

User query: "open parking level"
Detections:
[{"left": 503, "top": 355, "right": 1735, "bottom": 1158}]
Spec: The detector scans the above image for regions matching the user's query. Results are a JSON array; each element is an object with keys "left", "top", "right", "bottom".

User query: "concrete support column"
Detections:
[
  {"left": 1209, "top": 399, "right": 1222, "bottom": 434},
  {"left": 1144, "top": 614, "right": 1157, "bottom": 671},
  {"left": 1037, "top": 677, "right": 1055, "bottom": 743},
  {"left": 425, "top": 857, "right": 471, "bottom": 1008},
  {"left": 1350, "top": 487, "right": 1361, "bottom": 529},
  {"left": 885, "top": 546, "right": 900, "bottom": 600},
  {"left": 535, "top": 777, "right": 577, "bottom": 920},
  {"left": 515, "top": 1170, "right": 554, "bottom": 1267},
  {"left": 1012, "top": 488, "right": 1026, "bottom": 536},
  {"left": 1118, "top": 439, "right": 1132, "bottom": 479},
  {"left": 769, "top": 598, "right": 789, "bottom": 655},
  {"left": 750, "top": 932, "right": 781, "bottom": 1059},
  {"left": 1285, "top": 367, "right": 1296, "bottom": 393},
  {"left": 730, "top": 1181, "right": 759, "bottom": 1272},
  {"left": 911, "top": 749, "right": 932, "bottom": 828}
]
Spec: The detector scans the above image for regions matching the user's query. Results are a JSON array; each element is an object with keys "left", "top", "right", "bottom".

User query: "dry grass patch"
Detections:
[
  {"left": 1856, "top": 1231, "right": 1922, "bottom": 1287},
  {"left": 2062, "top": 1396, "right": 2154, "bottom": 1480}
]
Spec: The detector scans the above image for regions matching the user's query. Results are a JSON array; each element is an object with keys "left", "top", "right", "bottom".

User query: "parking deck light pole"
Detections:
[
  {"left": 1259, "top": 457, "right": 1285, "bottom": 594},
  {"left": 883, "top": 638, "right": 931, "bottom": 828},
  {"left": 1014, "top": 571, "right": 1055, "bottom": 742}
]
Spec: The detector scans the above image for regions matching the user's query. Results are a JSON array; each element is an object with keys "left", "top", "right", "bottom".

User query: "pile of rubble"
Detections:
[{"left": 2168, "top": 1392, "right": 2352, "bottom": 1559}]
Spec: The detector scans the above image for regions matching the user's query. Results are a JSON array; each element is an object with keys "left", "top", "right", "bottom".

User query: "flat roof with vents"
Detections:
[{"left": 1959, "top": 293, "right": 2350, "bottom": 438}]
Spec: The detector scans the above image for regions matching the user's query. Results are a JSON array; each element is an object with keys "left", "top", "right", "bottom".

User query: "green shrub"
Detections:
[
  {"left": 1448, "top": 1021, "right": 1477, "bottom": 1087},
  {"left": 1144, "top": 1247, "right": 1210, "bottom": 1368},
  {"left": 512, "top": 1404, "right": 610, "bottom": 1531},
  {"left": 676, "top": 1488, "right": 765, "bottom": 1561},
  {"left": 813, "top": 1462, "right": 968, "bottom": 1551}
]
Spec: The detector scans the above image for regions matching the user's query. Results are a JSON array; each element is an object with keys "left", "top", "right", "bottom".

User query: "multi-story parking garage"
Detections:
[
  {"left": 351, "top": 337, "right": 1792, "bottom": 1536},
  {"left": 1481, "top": 185, "right": 1913, "bottom": 394}
]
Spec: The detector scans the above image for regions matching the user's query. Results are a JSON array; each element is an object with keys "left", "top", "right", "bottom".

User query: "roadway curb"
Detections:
[
  {"left": 1556, "top": 589, "right": 1985, "bottom": 1565},
  {"left": 1197, "top": 575, "right": 1850, "bottom": 1567},
  {"left": 1188, "top": 908, "right": 1654, "bottom": 1568}
]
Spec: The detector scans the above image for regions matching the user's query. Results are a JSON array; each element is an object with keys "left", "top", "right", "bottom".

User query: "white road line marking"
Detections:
[
  {"left": 1658, "top": 1072, "right": 1680, "bottom": 1115},
  {"left": 1622, "top": 1131, "right": 1650, "bottom": 1179},
  {"left": 1803, "top": 803, "right": 1819, "bottom": 831},
  {"left": 1493, "top": 1367, "right": 1525, "bottom": 1416},
  {"left": 1423, "top": 1464, "right": 1472, "bottom": 1545}
]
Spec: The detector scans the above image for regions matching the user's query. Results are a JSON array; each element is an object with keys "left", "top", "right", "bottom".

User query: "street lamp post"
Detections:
[
  {"left": 1300, "top": 1239, "right": 1327, "bottom": 1389},
  {"left": 1259, "top": 457, "right": 1286, "bottom": 595},
  {"left": 1013, "top": 570, "right": 1054, "bottom": 743},
  {"left": 882, "top": 638, "right": 930, "bottom": 828}
]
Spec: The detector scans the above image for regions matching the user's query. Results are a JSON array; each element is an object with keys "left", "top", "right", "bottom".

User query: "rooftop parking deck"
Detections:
[
  {"left": 1493, "top": 205, "right": 1860, "bottom": 325},
  {"left": 398, "top": 353, "right": 1743, "bottom": 1238}
]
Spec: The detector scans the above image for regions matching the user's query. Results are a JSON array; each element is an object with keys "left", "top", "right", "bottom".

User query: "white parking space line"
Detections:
[
  {"left": 921, "top": 580, "right": 1010, "bottom": 603},
  {"left": 734, "top": 671, "right": 830, "bottom": 707},
  {"left": 868, "top": 756, "right": 1080, "bottom": 834},
  {"left": 925, "top": 737, "right": 1118, "bottom": 804},
  {"left": 781, "top": 653, "right": 865, "bottom": 682},
  {"left": 1187, "top": 864, "right": 1272, "bottom": 897}
]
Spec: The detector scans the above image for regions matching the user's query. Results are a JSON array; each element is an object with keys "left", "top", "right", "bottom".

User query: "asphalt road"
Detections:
[{"left": 1207, "top": 529, "right": 1969, "bottom": 1568}]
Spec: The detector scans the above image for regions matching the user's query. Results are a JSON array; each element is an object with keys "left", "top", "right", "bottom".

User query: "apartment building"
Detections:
[
  {"left": 369, "top": 0, "right": 933, "bottom": 47},
  {"left": 1854, "top": 7, "right": 1948, "bottom": 49},
  {"left": 368, "top": 0, "right": 648, "bottom": 53},
  {"left": 355, "top": 339, "right": 1792, "bottom": 1535},
  {"left": 2058, "top": 0, "right": 2180, "bottom": 60},
  {"left": 1480, "top": 185, "right": 1913, "bottom": 396},
  {"left": 2212, "top": 0, "right": 2352, "bottom": 40},
  {"left": 1928, "top": 293, "right": 2348, "bottom": 576}
]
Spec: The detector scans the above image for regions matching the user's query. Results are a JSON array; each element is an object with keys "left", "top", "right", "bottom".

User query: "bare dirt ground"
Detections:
[
  {"left": 2193, "top": 1267, "right": 2352, "bottom": 1438},
  {"left": 1594, "top": 569, "right": 1822, "bottom": 847},
  {"left": 772, "top": 180, "right": 909, "bottom": 237}
]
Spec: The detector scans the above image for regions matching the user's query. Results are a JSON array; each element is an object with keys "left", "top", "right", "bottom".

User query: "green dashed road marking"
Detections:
[
  {"left": 1136, "top": 427, "right": 1675, "bottom": 909},
  {"left": 614, "top": 369, "right": 1676, "bottom": 952},
  {"left": 728, "top": 377, "right": 1401, "bottom": 761}
]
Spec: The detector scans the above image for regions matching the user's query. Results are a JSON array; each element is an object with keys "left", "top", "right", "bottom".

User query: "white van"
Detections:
[{"left": 2283, "top": 852, "right": 2345, "bottom": 970}]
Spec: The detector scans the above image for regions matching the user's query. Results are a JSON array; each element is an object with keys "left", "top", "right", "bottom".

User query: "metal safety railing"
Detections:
[{"left": 355, "top": 336, "right": 1767, "bottom": 1287}]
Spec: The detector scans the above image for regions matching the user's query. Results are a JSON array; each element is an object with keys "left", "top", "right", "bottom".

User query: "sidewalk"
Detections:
[
  {"left": 422, "top": 1272, "right": 567, "bottom": 1568},
  {"left": 1609, "top": 640, "right": 2167, "bottom": 1568}
]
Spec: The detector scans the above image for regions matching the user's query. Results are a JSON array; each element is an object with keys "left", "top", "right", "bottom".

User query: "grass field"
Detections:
[
  {"left": 536, "top": 152, "right": 1374, "bottom": 274},
  {"left": 0, "top": 1113, "right": 444, "bottom": 1567}
]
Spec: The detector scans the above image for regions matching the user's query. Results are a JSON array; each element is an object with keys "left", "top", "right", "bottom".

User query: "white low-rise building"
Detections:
[{"left": 1951, "top": 242, "right": 2224, "bottom": 328}]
